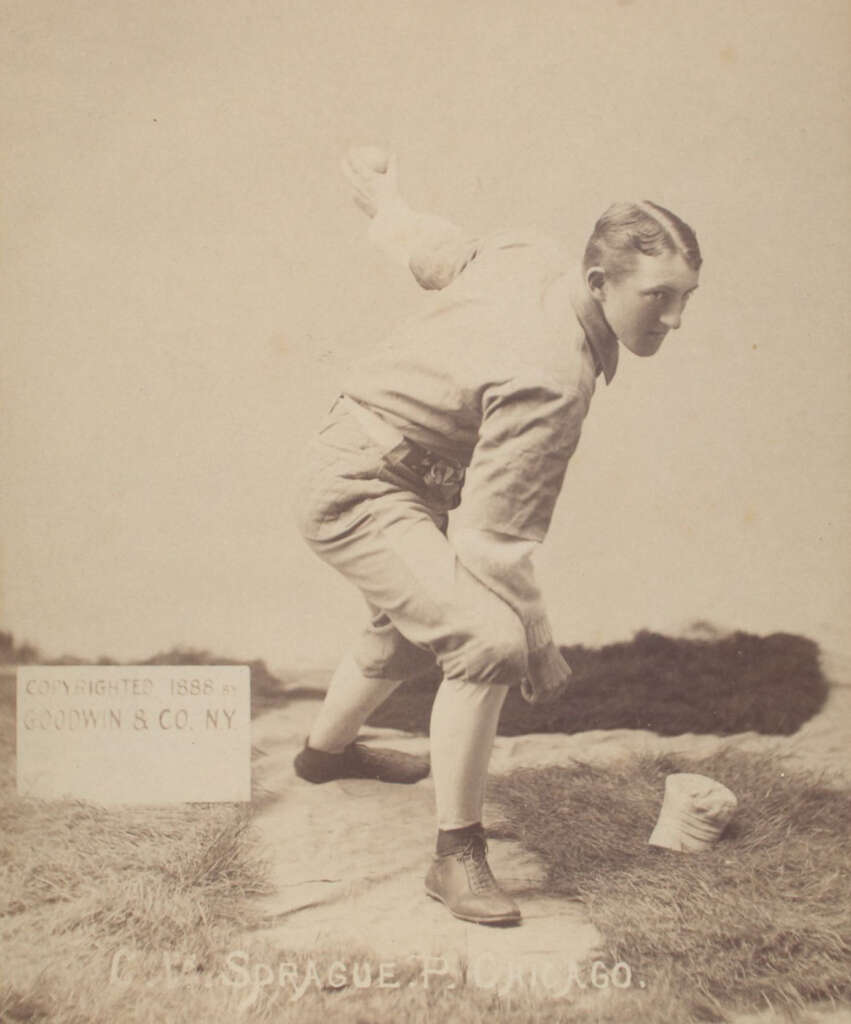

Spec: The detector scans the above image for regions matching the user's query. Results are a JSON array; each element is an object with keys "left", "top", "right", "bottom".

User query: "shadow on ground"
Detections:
[{"left": 367, "top": 629, "right": 829, "bottom": 737}]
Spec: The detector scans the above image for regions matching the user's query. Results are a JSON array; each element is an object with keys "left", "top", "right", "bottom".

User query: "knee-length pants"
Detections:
[{"left": 291, "top": 400, "right": 528, "bottom": 689}]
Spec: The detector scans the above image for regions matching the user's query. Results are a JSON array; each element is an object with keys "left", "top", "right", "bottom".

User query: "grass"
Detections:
[
  {"left": 0, "top": 670, "right": 621, "bottom": 1024},
  {"left": 0, "top": 765, "right": 672, "bottom": 1024},
  {"left": 6, "top": 739, "right": 847, "bottom": 1024},
  {"left": 488, "top": 749, "right": 851, "bottom": 1022},
  {"left": 367, "top": 629, "right": 828, "bottom": 737},
  {"left": 1, "top": 629, "right": 847, "bottom": 1023}
]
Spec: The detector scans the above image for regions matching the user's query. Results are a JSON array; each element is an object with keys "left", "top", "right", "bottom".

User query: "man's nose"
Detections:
[{"left": 660, "top": 301, "right": 685, "bottom": 330}]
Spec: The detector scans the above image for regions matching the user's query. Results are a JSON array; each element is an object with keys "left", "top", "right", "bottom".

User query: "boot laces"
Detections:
[{"left": 461, "top": 835, "right": 499, "bottom": 895}]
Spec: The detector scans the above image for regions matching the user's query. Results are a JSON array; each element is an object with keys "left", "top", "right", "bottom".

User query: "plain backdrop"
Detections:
[{"left": 1, "top": 0, "right": 849, "bottom": 669}]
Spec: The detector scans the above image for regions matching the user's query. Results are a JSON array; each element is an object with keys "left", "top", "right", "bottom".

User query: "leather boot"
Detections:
[{"left": 425, "top": 833, "right": 521, "bottom": 924}]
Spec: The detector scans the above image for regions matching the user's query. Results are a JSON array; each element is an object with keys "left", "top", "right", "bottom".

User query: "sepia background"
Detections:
[{"left": 2, "top": 0, "right": 849, "bottom": 670}]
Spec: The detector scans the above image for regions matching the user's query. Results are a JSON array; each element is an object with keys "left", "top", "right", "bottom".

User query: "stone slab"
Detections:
[{"left": 244, "top": 697, "right": 603, "bottom": 992}]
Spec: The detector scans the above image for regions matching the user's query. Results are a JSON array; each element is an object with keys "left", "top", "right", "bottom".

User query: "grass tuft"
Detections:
[{"left": 488, "top": 749, "right": 851, "bottom": 1020}]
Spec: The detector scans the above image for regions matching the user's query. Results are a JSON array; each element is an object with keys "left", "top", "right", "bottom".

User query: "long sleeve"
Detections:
[
  {"left": 452, "top": 527, "right": 554, "bottom": 650},
  {"left": 457, "top": 375, "right": 589, "bottom": 542},
  {"left": 367, "top": 197, "right": 479, "bottom": 290},
  {"left": 452, "top": 375, "right": 590, "bottom": 647}
]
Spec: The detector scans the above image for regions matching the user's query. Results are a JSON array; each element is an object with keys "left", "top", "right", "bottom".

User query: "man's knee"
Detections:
[
  {"left": 354, "top": 618, "right": 439, "bottom": 682},
  {"left": 451, "top": 615, "right": 527, "bottom": 687}
]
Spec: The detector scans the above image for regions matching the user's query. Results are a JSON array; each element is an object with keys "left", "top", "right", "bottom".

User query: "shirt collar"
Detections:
[{"left": 568, "top": 269, "right": 619, "bottom": 385}]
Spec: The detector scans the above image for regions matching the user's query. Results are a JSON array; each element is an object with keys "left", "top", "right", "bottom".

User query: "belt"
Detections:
[{"left": 337, "top": 394, "right": 466, "bottom": 505}]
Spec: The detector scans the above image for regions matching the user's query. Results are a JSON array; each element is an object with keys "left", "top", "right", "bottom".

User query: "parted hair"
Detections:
[{"left": 583, "top": 201, "right": 702, "bottom": 280}]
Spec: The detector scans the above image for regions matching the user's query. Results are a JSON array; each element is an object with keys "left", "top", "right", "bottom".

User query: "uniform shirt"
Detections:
[{"left": 344, "top": 201, "right": 619, "bottom": 650}]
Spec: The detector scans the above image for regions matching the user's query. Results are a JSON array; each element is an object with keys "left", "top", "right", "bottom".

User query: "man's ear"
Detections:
[{"left": 585, "top": 266, "right": 607, "bottom": 301}]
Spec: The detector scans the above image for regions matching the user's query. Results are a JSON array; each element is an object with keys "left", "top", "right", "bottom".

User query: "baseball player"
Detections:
[{"left": 291, "top": 149, "right": 702, "bottom": 924}]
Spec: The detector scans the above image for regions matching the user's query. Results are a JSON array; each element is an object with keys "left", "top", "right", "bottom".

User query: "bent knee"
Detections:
[
  {"left": 354, "top": 626, "right": 438, "bottom": 683},
  {"left": 454, "top": 615, "right": 528, "bottom": 687}
]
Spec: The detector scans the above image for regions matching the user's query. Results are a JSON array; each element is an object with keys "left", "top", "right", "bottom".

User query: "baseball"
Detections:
[{"left": 349, "top": 145, "right": 389, "bottom": 174}]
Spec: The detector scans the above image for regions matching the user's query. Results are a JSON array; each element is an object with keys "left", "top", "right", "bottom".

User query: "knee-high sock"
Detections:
[
  {"left": 308, "top": 653, "right": 402, "bottom": 754},
  {"left": 430, "top": 678, "right": 509, "bottom": 830}
]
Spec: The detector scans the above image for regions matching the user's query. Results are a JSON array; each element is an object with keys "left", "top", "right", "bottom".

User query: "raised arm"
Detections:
[{"left": 342, "top": 146, "right": 478, "bottom": 290}]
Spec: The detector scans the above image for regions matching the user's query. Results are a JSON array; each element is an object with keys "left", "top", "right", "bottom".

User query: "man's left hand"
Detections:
[{"left": 522, "top": 643, "right": 573, "bottom": 704}]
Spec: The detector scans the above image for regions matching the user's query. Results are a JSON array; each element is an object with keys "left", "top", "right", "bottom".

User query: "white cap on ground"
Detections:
[{"left": 648, "top": 773, "right": 738, "bottom": 852}]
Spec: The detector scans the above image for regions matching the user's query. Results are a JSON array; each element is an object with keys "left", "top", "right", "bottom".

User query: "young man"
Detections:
[{"left": 291, "top": 150, "right": 702, "bottom": 925}]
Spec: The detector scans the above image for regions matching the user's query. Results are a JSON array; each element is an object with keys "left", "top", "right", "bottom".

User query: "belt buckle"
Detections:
[
  {"left": 422, "top": 455, "right": 464, "bottom": 488},
  {"left": 390, "top": 439, "right": 465, "bottom": 506}
]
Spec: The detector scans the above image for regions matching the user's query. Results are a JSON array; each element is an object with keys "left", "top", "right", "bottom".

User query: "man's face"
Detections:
[{"left": 590, "top": 251, "right": 700, "bottom": 357}]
